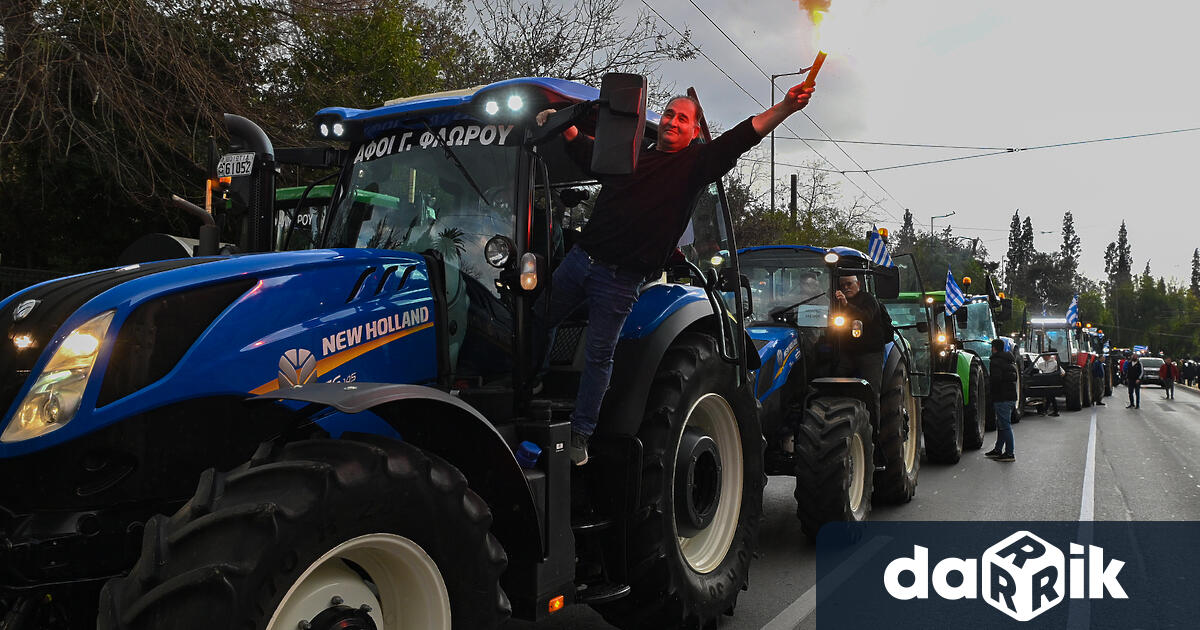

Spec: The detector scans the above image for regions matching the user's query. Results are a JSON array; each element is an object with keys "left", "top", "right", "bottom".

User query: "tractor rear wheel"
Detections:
[
  {"left": 794, "top": 397, "right": 873, "bottom": 540},
  {"left": 963, "top": 361, "right": 988, "bottom": 450},
  {"left": 99, "top": 436, "right": 509, "bottom": 630},
  {"left": 922, "top": 379, "right": 964, "bottom": 464},
  {"left": 595, "top": 333, "right": 763, "bottom": 629},
  {"left": 873, "top": 362, "right": 920, "bottom": 504}
]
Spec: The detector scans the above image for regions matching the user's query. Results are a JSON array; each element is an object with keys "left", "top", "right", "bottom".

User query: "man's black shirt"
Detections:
[
  {"left": 841, "top": 290, "right": 890, "bottom": 353},
  {"left": 566, "top": 117, "right": 762, "bottom": 275}
]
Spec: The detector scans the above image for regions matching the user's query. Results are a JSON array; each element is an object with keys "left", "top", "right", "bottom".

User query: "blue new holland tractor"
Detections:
[
  {"left": 734, "top": 245, "right": 922, "bottom": 540},
  {"left": 0, "top": 75, "right": 766, "bottom": 629}
]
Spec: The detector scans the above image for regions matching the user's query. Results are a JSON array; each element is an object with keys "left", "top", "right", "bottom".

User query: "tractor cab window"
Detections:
[
  {"left": 324, "top": 125, "right": 520, "bottom": 379},
  {"left": 739, "top": 250, "right": 830, "bottom": 327},
  {"left": 961, "top": 301, "right": 996, "bottom": 361},
  {"left": 1027, "top": 329, "right": 1071, "bottom": 363}
]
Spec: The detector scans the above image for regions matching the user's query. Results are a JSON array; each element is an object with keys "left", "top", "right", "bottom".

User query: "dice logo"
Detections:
[{"left": 982, "top": 531, "right": 1064, "bottom": 621}]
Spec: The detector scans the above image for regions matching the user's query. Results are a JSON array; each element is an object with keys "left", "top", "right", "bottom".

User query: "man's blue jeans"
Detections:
[
  {"left": 536, "top": 246, "right": 643, "bottom": 437},
  {"left": 993, "top": 400, "right": 1015, "bottom": 455}
]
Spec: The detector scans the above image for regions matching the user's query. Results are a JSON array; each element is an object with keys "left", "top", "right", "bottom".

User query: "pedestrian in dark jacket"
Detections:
[
  {"left": 1125, "top": 359, "right": 1142, "bottom": 409},
  {"left": 986, "top": 339, "right": 1019, "bottom": 462},
  {"left": 1092, "top": 359, "right": 1107, "bottom": 405}
]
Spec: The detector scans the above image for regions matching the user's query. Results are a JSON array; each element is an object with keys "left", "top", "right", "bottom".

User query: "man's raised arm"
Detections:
[{"left": 751, "top": 83, "right": 815, "bottom": 137}]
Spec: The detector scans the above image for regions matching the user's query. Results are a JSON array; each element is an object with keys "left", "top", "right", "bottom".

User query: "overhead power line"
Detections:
[
  {"left": 775, "top": 136, "right": 1012, "bottom": 151},
  {"left": 803, "top": 126, "right": 1200, "bottom": 174}
]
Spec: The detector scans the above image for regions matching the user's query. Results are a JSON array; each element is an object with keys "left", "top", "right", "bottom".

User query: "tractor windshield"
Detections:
[
  {"left": 739, "top": 249, "right": 830, "bottom": 327},
  {"left": 323, "top": 124, "right": 520, "bottom": 377},
  {"left": 1025, "top": 328, "right": 1073, "bottom": 363},
  {"left": 961, "top": 301, "right": 997, "bottom": 361},
  {"left": 325, "top": 125, "right": 519, "bottom": 295}
]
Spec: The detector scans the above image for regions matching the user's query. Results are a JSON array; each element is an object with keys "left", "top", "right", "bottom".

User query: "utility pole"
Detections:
[
  {"left": 789, "top": 173, "right": 798, "bottom": 225},
  {"left": 770, "top": 68, "right": 808, "bottom": 213},
  {"left": 929, "top": 211, "right": 955, "bottom": 250}
]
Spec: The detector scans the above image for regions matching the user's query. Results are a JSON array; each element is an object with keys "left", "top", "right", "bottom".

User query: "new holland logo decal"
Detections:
[
  {"left": 13, "top": 299, "right": 39, "bottom": 322},
  {"left": 277, "top": 348, "right": 317, "bottom": 388}
]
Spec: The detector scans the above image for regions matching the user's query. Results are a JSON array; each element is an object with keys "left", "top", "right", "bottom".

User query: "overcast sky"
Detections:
[{"left": 613, "top": 0, "right": 1199, "bottom": 284}]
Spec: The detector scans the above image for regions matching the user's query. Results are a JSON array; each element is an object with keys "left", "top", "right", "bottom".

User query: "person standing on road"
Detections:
[
  {"left": 833, "top": 274, "right": 891, "bottom": 397},
  {"left": 985, "top": 339, "right": 1019, "bottom": 462},
  {"left": 1125, "top": 358, "right": 1143, "bottom": 409},
  {"left": 1092, "top": 358, "right": 1107, "bottom": 406},
  {"left": 1160, "top": 358, "right": 1178, "bottom": 400},
  {"left": 535, "top": 82, "right": 816, "bottom": 465}
]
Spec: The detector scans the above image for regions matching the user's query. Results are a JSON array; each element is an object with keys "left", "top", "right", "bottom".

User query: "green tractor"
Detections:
[{"left": 919, "top": 281, "right": 1016, "bottom": 464}]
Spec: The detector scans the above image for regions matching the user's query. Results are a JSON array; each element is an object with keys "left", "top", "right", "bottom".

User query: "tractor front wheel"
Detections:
[
  {"left": 99, "top": 436, "right": 509, "bottom": 630},
  {"left": 963, "top": 360, "right": 988, "bottom": 450},
  {"left": 1065, "top": 369, "right": 1084, "bottom": 411},
  {"left": 794, "top": 397, "right": 874, "bottom": 540},
  {"left": 922, "top": 379, "right": 964, "bottom": 464}
]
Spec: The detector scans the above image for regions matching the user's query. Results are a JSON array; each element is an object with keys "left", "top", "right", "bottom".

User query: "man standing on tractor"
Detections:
[
  {"left": 536, "top": 82, "right": 817, "bottom": 465},
  {"left": 833, "top": 274, "right": 890, "bottom": 396}
]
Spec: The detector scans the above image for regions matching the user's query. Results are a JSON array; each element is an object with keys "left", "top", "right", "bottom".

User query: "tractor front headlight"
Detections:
[{"left": 2, "top": 310, "right": 115, "bottom": 443}]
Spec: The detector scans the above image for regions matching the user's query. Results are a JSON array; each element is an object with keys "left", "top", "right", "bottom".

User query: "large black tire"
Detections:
[
  {"left": 922, "top": 379, "right": 964, "bottom": 464},
  {"left": 1065, "top": 368, "right": 1084, "bottom": 411},
  {"left": 1082, "top": 365, "right": 1094, "bottom": 407},
  {"left": 794, "top": 397, "right": 873, "bottom": 540},
  {"left": 963, "top": 360, "right": 987, "bottom": 450},
  {"left": 873, "top": 361, "right": 920, "bottom": 504},
  {"left": 1012, "top": 368, "right": 1024, "bottom": 423},
  {"left": 595, "top": 333, "right": 763, "bottom": 629},
  {"left": 99, "top": 436, "right": 509, "bottom": 630}
]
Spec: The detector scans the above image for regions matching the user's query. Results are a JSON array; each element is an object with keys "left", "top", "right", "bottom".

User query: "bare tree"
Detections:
[{"left": 468, "top": 0, "right": 696, "bottom": 99}]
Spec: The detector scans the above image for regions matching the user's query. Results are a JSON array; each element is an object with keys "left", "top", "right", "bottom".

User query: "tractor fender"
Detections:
[
  {"left": 600, "top": 299, "right": 758, "bottom": 437},
  {"left": 255, "top": 382, "right": 540, "bottom": 560},
  {"left": 806, "top": 377, "right": 880, "bottom": 436}
]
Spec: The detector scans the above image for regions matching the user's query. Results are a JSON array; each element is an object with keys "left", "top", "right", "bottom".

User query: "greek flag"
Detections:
[
  {"left": 945, "top": 268, "right": 965, "bottom": 315},
  {"left": 1133, "top": 344, "right": 1148, "bottom": 352},
  {"left": 867, "top": 230, "right": 894, "bottom": 268},
  {"left": 1066, "top": 294, "right": 1079, "bottom": 326}
]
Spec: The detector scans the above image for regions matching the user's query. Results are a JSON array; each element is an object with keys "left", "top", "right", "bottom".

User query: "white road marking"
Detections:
[
  {"left": 1080, "top": 410, "right": 1098, "bottom": 521},
  {"left": 761, "top": 535, "right": 891, "bottom": 630}
]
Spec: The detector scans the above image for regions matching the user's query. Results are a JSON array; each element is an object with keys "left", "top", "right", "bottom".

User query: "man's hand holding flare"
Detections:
[{"left": 781, "top": 83, "right": 815, "bottom": 114}]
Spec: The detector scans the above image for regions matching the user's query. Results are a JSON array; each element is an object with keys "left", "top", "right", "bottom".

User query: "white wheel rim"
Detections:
[
  {"left": 675, "top": 393, "right": 743, "bottom": 574},
  {"left": 267, "top": 533, "right": 450, "bottom": 630},
  {"left": 902, "top": 378, "right": 919, "bottom": 472},
  {"left": 849, "top": 432, "right": 866, "bottom": 513}
]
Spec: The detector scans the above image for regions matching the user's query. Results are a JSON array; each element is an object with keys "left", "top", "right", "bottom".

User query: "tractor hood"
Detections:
[{"left": 1, "top": 249, "right": 436, "bottom": 456}]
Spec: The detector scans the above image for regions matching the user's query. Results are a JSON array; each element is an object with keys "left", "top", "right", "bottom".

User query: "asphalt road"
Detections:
[{"left": 504, "top": 382, "right": 1200, "bottom": 629}]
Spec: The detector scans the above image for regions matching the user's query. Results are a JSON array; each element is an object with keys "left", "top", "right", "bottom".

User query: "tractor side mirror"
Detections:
[
  {"left": 874, "top": 265, "right": 900, "bottom": 299},
  {"left": 591, "top": 73, "right": 647, "bottom": 176},
  {"left": 956, "top": 308, "right": 969, "bottom": 327},
  {"left": 995, "top": 297, "right": 1013, "bottom": 322},
  {"left": 916, "top": 320, "right": 930, "bottom": 333}
]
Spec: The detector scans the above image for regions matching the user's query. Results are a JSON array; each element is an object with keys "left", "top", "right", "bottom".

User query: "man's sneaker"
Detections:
[
  {"left": 984, "top": 449, "right": 1003, "bottom": 459},
  {"left": 1049, "top": 411, "right": 1060, "bottom": 417},
  {"left": 569, "top": 432, "right": 590, "bottom": 466},
  {"left": 995, "top": 453, "right": 1016, "bottom": 462}
]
